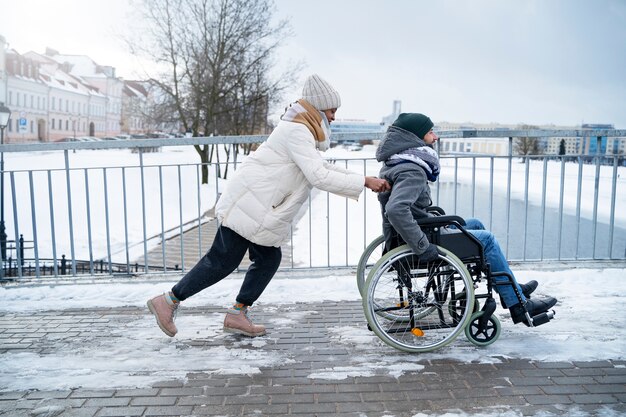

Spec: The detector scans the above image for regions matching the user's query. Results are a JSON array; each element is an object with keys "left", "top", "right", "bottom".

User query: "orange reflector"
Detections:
[
  {"left": 411, "top": 328, "right": 424, "bottom": 337},
  {"left": 396, "top": 301, "right": 408, "bottom": 308}
]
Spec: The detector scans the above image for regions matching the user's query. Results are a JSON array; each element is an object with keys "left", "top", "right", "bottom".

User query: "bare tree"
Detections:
[
  {"left": 514, "top": 124, "right": 542, "bottom": 161},
  {"left": 129, "top": 0, "right": 300, "bottom": 182}
]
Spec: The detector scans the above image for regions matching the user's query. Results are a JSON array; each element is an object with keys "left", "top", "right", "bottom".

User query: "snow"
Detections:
[
  {"left": 0, "top": 268, "right": 624, "bottom": 393},
  {"left": 0, "top": 144, "right": 625, "bottom": 406}
]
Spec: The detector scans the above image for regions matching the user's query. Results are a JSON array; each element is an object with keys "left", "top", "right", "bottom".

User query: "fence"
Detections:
[{"left": 0, "top": 129, "right": 624, "bottom": 280}]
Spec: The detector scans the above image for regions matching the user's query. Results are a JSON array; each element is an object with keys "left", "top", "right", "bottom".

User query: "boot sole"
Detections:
[
  {"left": 147, "top": 300, "right": 176, "bottom": 337},
  {"left": 223, "top": 326, "right": 266, "bottom": 337}
]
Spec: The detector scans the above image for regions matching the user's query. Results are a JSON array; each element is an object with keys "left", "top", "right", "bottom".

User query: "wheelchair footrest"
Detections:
[{"left": 530, "top": 309, "right": 556, "bottom": 327}]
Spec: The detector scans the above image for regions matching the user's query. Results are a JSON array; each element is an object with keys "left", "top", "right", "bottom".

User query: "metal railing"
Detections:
[{"left": 0, "top": 129, "right": 624, "bottom": 280}]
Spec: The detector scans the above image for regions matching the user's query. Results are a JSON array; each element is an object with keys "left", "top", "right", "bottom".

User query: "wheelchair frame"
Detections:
[{"left": 358, "top": 212, "right": 548, "bottom": 353}]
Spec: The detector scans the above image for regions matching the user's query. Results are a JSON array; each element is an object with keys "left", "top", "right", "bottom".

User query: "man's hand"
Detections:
[
  {"left": 365, "top": 176, "right": 391, "bottom": 193},
  {"left": 418, "top": 243, "right": 445, "bottom": 262}
]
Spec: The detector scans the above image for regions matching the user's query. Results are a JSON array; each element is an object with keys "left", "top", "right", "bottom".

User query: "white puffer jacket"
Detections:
[{"left": 215, "top": 120, "right": 365, "bottom": 247}]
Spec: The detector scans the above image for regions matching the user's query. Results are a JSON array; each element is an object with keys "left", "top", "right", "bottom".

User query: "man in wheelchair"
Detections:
[{"left": 375, "top": 113, "right": 557, "bottom": 326}]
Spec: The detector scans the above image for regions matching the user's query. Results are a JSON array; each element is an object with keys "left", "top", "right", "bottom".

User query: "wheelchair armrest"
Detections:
[
  {"left": 417, "top": 215, "right": 466, "bottom": 228},
  {"left": 426, "top": 206, "right": 446, "bottom": 216}
]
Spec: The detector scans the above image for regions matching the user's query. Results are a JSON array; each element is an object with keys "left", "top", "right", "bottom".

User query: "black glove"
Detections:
[{"left": 418, "top": 243, "right": 445, "bottom": 262}]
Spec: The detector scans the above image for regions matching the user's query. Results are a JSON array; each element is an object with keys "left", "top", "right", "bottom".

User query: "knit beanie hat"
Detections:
[
  {"left": 301, "top": 74, "right": 341, "bottom": 111},
  {"left": 392, "top": 113, "right": 434, "bottom": 140}
]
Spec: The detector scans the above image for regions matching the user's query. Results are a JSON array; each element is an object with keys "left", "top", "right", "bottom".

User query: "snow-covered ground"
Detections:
[{"left": 0, "top": 267, "right": 623, "bottom": 393}]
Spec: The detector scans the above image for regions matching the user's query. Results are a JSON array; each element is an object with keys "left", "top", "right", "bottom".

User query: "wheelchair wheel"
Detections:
[
  {"left": 356, "top": 235, "right": 385, "bottom": 297},
  {"left": 465, "top": 311, "right": 501, "bottom": 347},
  {"left": 359, "top": 236, "right": 435, "bottom": 323},
  {"left": 448, "top": 291, "right": 480, "bottom": 321},
  {"left": 363, "top": 244, "right": 475, "bottom": 353}
]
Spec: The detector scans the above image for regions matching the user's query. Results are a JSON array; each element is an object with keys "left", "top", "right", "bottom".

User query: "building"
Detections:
[
  {"left": 381, "top": 100, "right": 402, "bottom": 127},
  {"left": 0, "top": 35, "right": 131, "bottom": 143},
  {"left": 47, "top": 49, "right": 123, "bottom": 138},
  {"left": 122, "top": 80, "right": 149, "bottom": 135},
  {"left": 542, "top": 124, "right": 625, "bottom": 156},
  {"left": 1, "top": 42, "right": 114, "bottom": 142},
  {"left": 0, "top": 35, "right": 7, "bottom": 109}
]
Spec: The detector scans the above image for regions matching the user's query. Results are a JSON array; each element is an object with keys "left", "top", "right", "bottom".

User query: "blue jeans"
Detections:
[
  {"left": 463, "top": 218, "right": 526, "bottom": 307},
  {"left": 171, "top": 226, "right": 282, "bottom": 306}
]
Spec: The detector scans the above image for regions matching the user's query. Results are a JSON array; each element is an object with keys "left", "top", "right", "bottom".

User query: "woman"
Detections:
[
  {"left": 375, "top": 113, "right": 557, "bottom": 325},
  {"left": 147, "top": 74, "right": 390, "bottom": 338}
]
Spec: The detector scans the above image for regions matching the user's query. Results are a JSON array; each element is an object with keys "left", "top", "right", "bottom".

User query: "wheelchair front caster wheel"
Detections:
[{"left": 465, "top": 311, "right": 501, "bottom": 347}]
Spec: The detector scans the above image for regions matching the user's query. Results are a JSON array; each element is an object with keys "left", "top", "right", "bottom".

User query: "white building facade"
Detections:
[{"left": 0, "top": 38, "right": 129, "bottom": 143}]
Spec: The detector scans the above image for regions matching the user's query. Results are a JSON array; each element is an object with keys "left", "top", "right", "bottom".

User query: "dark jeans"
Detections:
[{"left": 171, "top": 226, "right": 282, "bottom": 306}]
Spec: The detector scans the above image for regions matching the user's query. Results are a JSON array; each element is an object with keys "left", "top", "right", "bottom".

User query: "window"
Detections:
[
  {"left": 52, "top": 119, "right": 55, "bottom": 129},
  {"left": 52, "top": 97, "right": 56, "bottom": 110},
  {"left": 65, "top": 120, "right": 69, "bottom": 130},
  {"left": 30, "top": 120, "right": 34, "bottom": 133}
]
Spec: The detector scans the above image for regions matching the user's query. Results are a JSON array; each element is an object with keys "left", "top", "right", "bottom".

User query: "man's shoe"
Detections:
[
  {"left": 223, "top": 307, "right": 266, "bottom": 337},
  {"left": 510, "top": 297, "right": 558, "bottom": 325},
  {"left": 147, "top": 293, "right": 179, "bottom": 337},
  {"left": 520, "top": 280, "right": 538, "bottom": 298}
]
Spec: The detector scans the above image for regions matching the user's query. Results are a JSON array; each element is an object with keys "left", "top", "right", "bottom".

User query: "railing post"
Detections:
[
  {"left": 505, "top": 137, "right": 513, "bottom": 255},
  {"left": 61, "top": 255, "right": 67, "bottom": 275},
  {"left": 19, "top": 234, "right": 24, "bottom": 266}
]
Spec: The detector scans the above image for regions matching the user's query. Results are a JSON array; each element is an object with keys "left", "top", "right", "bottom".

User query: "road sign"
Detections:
[{"left": 19, "top": 118, "right": 27, "bottom": 134}]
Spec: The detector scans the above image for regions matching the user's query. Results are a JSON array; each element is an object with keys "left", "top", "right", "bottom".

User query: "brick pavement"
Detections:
[{"left": 0, "top": 299, "right": 624, "bottom": 417}]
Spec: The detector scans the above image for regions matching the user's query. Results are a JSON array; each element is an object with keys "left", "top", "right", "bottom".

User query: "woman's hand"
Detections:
[{"left": 364, "top": 176, "right": 391, "bottom": 193}]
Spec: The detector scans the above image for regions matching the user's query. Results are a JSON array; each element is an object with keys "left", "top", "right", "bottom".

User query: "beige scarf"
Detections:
[{"left": 281, "top": 99, "right": 327, "bottom": 142}]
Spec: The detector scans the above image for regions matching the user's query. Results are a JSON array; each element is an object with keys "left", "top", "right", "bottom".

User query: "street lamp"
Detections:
[{"left": 0, "top": 102, "right": 11, "bottom": 262}]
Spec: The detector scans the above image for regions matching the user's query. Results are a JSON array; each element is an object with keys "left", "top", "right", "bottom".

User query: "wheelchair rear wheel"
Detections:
[
  {"left": 358, "top": 235, "right": 435, "bottom": 322},
  {"left": 363, "top": 244, "right": 475, "bottom": 353},
  {"left": 356, "top": 235, "right": 385, "bottom": 297}
]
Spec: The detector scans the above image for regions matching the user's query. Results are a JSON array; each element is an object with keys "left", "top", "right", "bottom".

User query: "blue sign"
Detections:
[{"left": 19, "top": 118, "right": 27, "bottom": 133}]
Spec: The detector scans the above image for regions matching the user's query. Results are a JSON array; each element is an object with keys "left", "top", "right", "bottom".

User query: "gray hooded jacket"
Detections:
[{"left": 376, "top": 126, "right": 435, "bottom": 255}]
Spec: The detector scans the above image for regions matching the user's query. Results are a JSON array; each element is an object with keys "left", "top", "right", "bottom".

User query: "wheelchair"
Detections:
[{"left": 357, "top": 211, "right": 555, "bottom": 353}]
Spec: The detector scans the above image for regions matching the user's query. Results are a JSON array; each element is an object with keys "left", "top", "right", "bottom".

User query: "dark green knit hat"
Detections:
[{"left": 392, "top": 113, "right": 434, "bottom": 139}]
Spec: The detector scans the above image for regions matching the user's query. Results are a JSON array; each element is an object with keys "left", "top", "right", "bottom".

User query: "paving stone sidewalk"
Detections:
[{"left": 0, "top": 300, "right": 624, "bottom": 417}]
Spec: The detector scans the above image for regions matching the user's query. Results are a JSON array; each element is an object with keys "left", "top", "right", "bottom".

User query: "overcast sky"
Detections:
[{"left": 1, "top": 0, "right": 625, "bottom": 127}]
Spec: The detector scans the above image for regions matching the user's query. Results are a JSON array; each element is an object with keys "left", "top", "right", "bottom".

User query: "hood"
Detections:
[{"left": 376, "top": 126, "right": 426, "bottom": 162}]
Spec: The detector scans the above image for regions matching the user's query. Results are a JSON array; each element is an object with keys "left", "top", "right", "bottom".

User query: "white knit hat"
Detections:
[{"left": 301, "top": 74, "right": 341, "bottom": 111}]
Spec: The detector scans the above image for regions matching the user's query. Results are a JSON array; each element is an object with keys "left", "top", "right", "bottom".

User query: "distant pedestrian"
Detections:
[
  {"left": 147, "top": 74, "right": 390, "bottom": 337},
  {"left": 376, "top": 112, "right": 557, "bottom": 325}
]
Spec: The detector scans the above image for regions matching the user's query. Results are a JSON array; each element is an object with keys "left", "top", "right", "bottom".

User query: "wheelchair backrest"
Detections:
[{"left": 419, "top": 221, "right": 485, "bottom": 265}]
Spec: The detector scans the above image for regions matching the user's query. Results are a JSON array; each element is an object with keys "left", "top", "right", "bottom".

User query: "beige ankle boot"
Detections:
[
  {"left": 223, "top": 306, "right": 266, "bottom": 337},
  {"left": 147, "top": 293, "right": 179, "bottom": 337}
]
